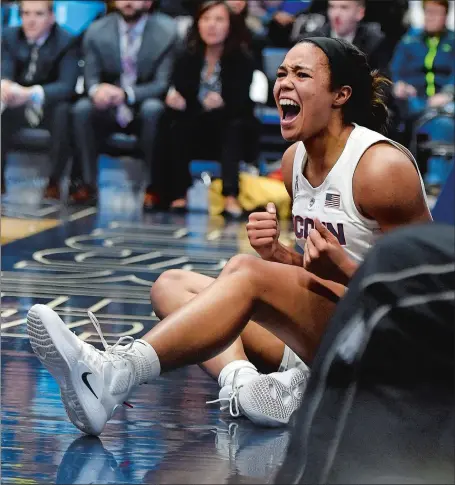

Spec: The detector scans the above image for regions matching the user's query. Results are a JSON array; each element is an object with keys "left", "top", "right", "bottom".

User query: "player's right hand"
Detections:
[{"left": 246, "top": 202, "right": 280, "bottom": 261}]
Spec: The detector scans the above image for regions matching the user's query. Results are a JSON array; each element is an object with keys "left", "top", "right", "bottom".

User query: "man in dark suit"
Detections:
[
  {"left": 72, "top": 0, "right": 178, "bottom": 205},
  {"left": 301, "top": 0, "right": 390, "bottom": 73},
  {"left": 1, "top": 0, "right": 79, "bottom": 197}
]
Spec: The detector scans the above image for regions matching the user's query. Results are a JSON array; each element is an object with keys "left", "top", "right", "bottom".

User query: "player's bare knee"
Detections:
[
  {"left": 222, "top": 254, "right": 260, "bottom": 281},
  {"left": 150, "top": 269, "right": 187, "bottom": 306}
]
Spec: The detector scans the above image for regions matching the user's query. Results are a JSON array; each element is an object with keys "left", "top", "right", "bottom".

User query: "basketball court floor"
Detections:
[{"left": 1, "top": 197, "right": 296, "bottom": 484}]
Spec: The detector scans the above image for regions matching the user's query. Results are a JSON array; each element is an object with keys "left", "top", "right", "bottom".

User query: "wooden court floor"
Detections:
[{"left": 1, "top": 200, "right": 295, "bottom": 485}]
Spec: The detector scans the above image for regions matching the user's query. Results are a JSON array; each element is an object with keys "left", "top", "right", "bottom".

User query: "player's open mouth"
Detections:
[{"left": 279, "top": 98, "right": 301, "bottom": 124}]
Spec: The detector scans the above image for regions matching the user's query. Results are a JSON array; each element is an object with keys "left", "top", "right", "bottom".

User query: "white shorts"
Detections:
[{"left": 278, "top": 345, "right": 310, "bottom": 372}]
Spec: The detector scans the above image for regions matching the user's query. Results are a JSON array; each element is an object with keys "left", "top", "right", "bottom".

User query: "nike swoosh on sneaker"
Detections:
[
  {"left": 35, "top": 347, "right": 48, "bottom": 360},
  {"left": 82, "top": 372, "right": 98, "bottom": 399}
]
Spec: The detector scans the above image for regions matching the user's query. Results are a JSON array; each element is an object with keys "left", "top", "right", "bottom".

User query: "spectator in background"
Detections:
[
  {"left": 390, "top": 0, "right": 454, "bottom": 123},
  {"left": 301, "top": 0, "right": 409, "bottom": 58},
  {"left": 1, "top": 0, "right": 79, "bottom": 197},
  {"left": 72, "top": 0, "right": 178, "bottom": 205},
  {"left": 147, "top": 0, "right": 257, "bottom": 216},
  {"left": 301, "top": 0, "right": 390, "bottom": 73}
]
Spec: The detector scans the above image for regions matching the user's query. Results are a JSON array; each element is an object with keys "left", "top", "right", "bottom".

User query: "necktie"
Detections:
[
  {"left": 117, "top": 28, "right": 138, "bottom": 127},
  {"left": 24, "top": 44, "right": 43, "bottom": 127},
  {"left": 25, "top": 103, "right": 43, "bottom": 127},
  {"left": 24, "top": 43, "right": 39, "bottom": 83}
]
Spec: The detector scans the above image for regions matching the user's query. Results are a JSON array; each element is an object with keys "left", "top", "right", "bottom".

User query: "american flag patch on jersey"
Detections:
[{"left": 325, "top": 192, "right": 341, "bottom": 208}]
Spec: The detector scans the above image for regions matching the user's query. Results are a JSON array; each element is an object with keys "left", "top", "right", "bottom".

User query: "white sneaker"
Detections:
[
  {"left": 209, "top": 368, "right": 309, "bottom": 427},
  {"left": 26, "top": 304, "right": 146, "bottom": 436},
  {"left": 210, "top": 369, "right": 253, "bottom": 417},
  {"left": 239, "top": 368, "right": 309, "bottom": 427}
]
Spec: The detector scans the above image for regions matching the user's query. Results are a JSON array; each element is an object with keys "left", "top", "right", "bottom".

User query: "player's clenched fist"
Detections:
[
  {"left": 303, "top": 218, "right": 357, "bottom": 285},
  {"left": 246, "top": 202, "right": 280, "bottom": 261}
]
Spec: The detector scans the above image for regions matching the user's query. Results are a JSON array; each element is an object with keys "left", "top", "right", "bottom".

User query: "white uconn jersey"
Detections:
[{"left": 292, "top": 124, "right": 428, "bottom": 264}]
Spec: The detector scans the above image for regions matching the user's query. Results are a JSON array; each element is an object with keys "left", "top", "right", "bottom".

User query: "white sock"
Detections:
[
  {"left": 129, "top": 340, "right": 161, "bottom": 386},
  {"left": 218, "top": 360, "right": 259, "bottom": 388}
]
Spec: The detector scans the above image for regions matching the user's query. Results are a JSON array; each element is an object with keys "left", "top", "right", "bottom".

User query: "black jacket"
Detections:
[
  {"left": 172, "top": 47, "right": 256, "bottom": 118},
  {"left": 1, "top": 23, "right": 80, "bottom": 104}
]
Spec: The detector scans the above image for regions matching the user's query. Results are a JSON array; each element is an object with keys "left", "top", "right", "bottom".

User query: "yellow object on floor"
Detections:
[
  {"left": 0, "top": 217, "right": 60, "bottom": 245},
  {"left": 209, "top": 173, "right": 291, "bottom": 219}
]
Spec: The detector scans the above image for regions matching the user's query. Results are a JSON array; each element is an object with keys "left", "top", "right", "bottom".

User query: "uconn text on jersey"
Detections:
[{"left": 293, "top": 216, "right": 347, "bottom": 245}]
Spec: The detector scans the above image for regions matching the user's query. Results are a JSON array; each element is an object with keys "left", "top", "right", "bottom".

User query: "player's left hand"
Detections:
[{"left": 303, "top": 219, "right": 357, "bottom": 285}]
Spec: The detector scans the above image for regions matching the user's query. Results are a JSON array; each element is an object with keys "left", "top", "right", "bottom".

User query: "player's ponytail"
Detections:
[{"left": 366, "top": 69, "right": 392, "bottom": 134}]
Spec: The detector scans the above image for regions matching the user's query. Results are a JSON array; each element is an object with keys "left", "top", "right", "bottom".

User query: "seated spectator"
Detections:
[
  {"left": 301, "top": 0, "right": 409, "bottom": 58},
  {"left": 72, "top": 0, "right": 178, "bottom": 205},
  {"left": 390, "top": 0, "right": 454, "bottom": 124},
  {"left": 147, "top": 0, "right": 257, "bottom": 216},
  {"left": 300, "top": 0, "right": 390, "bottom": 73},
  {"left": 168, "top": 1, "right": 265, "bottom": 69},
  {"left": 1, "top": 0, "right": 79, "bottom": 197}
]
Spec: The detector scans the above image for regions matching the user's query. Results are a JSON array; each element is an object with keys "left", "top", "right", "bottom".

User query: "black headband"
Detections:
[{"left": 301, "top": 37, "right": 353, "bottom": 77}]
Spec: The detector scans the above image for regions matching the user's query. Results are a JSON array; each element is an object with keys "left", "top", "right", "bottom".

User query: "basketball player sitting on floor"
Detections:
[{"left": 26, "top": 37, "right": 432, "bottom": 435}]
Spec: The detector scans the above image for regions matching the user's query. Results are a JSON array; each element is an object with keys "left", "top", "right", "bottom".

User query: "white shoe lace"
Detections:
[
  {"left": 87, "top": 311, "right": 135, "bottom": 365},
  {"left": 87, "top": 311, "right": 136, "bottom": 408},
  {"left": 206, "top": 369, "right": 242, "bottom": 418}
]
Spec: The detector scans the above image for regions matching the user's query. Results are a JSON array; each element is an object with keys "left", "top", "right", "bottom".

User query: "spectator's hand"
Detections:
[
  {"left": 393, "top": 81, "right": 417, "bottom": 99},
  {"left": 7, "top": 85, "right": 32, "bottom": 107},
  {"left": 166, "top": 88, "right": 186, "bottom": 111},
  {"left": 92, "top": 83, "right": 117, "bottom": 110},
  {"left": 108, "top": 86, "right": 126, "bottom": 107},
  {"left": 247, "top": 202, "right": 280, "bottom": 261},
  {"left": 202, "top": 91, "right": 224, "bottom": 111},
  {"left": 1, "top": 80, "right": 14, "bottom": 105},
  {"left": 427, "top": 92, "right": 452, "bottom": 109},
  {"left": 273, "top": 11, "right": 294, "bottom": 26},
  {"left": 303, "top": 219, "right": 357, "bottom": 285}
]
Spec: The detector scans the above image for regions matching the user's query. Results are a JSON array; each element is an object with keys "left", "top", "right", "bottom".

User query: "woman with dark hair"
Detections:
[
  {"left": 145, "top": 0, "right": 257, "bottom": 216},
  {"left": 27, "top": 38, "right": 432, "bottom": 436}
]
